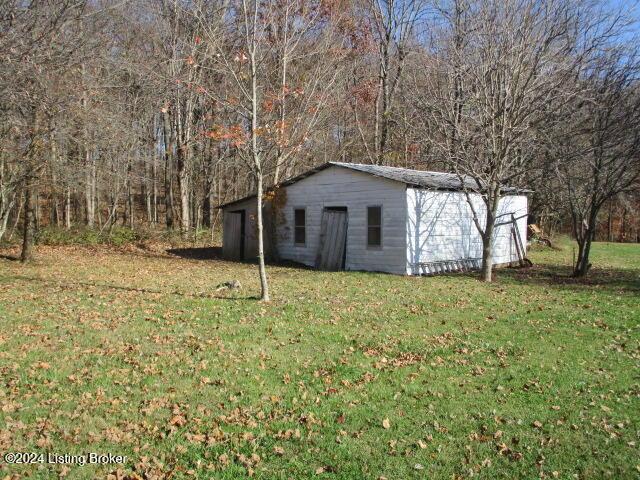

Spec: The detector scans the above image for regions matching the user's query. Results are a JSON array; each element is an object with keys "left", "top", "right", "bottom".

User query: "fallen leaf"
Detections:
[{"left": 169, "top": 415, "right": 187, "bottom": 427}]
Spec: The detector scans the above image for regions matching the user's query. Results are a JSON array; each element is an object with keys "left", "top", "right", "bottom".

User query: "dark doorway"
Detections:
[
  {"left": 223, "top": 209, "right": 246, "bottom": 261},
  {"left": 233, "top": 209, "right": 246, "bottom": 261},
  {"left": 316, "top": 207, "right": 348, "bottom": 270}
]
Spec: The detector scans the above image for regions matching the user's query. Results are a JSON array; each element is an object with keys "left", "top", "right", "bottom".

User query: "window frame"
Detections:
[
  {"left": 366, "top": 205, "right": 383, "bottom": 249},
  {"left": 293, "top": 207, "right": 307, "bottom": 246}
]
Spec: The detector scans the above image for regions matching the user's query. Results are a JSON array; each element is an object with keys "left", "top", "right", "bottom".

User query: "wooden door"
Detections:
[
  {"left": 223, "top": 212, "right": 243, "bottom": 260},
  {"left": 315, "top": 210, "right": 348, "bottom": 271}
]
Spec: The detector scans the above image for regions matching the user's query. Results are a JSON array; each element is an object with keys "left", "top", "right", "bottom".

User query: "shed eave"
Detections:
[{"left": 215, "top": 162, "right": 532, "bottom": 209}]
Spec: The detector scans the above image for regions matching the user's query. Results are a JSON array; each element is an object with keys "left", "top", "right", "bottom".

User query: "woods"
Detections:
[
  {"left": 1, "top": 0, "right": 639, "bottom": 281},
  {"left": 1, "top": 3, "right": 639, "bottom": 477}
]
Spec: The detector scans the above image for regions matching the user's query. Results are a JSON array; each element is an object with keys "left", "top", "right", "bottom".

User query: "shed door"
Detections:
[
  {"left": 223, "top": 211, "right": 244, "bottom": 260},
  {"left": 315, "top": 209, "right": 348, "bottom": 271}
]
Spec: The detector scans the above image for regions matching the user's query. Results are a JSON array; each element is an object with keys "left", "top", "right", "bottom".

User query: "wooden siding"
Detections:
[
  {"left": 406, "top": 188, "right": 528, "bottom": 275},
  {"left": 222, "top": 211, "right": 242, "bottom": 260},
  {"left": 221, "top": 198, "right": 259, "bottom": 260},
  {"left": 276, "top": 167, "right": 408, "bottom": 274},
  {"left": 315, "top": 209, "right": 348, "bottom": 270}
]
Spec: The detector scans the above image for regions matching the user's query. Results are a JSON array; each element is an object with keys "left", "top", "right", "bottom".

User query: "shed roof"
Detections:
[{"left": 217, "top": 162, "right": 528, "bottom": 209}]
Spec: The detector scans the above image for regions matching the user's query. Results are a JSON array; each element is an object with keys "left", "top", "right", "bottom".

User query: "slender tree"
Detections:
[{"left": 552, "top": 47, "right": 640, "bottom": 276}]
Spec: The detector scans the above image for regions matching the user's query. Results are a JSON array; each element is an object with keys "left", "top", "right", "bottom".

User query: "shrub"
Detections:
[
  {"left": 35, "top": 226, "right": 142, "bottom": 246},
  {"left": 36, "top": 227, "right": 99, "bottom": 246},
  {"left": 107, "top": 226, "right": 141, "bottom": 246}
]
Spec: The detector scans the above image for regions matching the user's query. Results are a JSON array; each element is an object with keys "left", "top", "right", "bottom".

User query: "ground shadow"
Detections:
[
  {"left": 166, "top": 246, "right": 223, "bottom": 260},
  {"left": 499, "top": 262, "right": 639, "bottom": 295},
  {"left": 165, "top": 246, "right": 314, "bottom": 272},
  {"left": 2, "top": 274, "right": 259, "bottom": 301},
  {"left": 0, "top": 254, "right": 19, "bottom": 261}
]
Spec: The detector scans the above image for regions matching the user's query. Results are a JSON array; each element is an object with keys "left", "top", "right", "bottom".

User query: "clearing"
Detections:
[{"left": 0, "top": 240, "right": 638, "bottom": 479}]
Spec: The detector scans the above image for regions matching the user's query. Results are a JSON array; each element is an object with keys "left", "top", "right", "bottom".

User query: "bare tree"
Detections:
[
  {"left": 552, "top": 47, "right": 640, "bottom": 276},
  {"left": 0, "top": 1, "right": 87, "bottom": 259},
  {"left": 349, "top": 0, "right": 426, "bottom": 165},
  {"left": 193, "top": 0, "right": 346, "bottom": 300},
  {"left": 414, "top": 0, "right": 586, "bottom": 281}
]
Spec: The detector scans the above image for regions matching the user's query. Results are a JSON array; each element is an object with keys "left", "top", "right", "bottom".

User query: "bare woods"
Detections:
[{"left": 1, "top": 0, "right": 639, "bottom": 287}]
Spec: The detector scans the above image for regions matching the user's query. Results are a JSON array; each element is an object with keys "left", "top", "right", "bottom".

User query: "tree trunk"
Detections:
[
  {"left": 152, "top": 116, "right": 158, "bottom": 224},
  {"left": 378, "top": 44, "right": 389, "bottom": 165},
  {"left": 162, "top": 110, "right": 175, "bottom": 229},
  {"left": 52, "top": 196, "right": 61, "bottom": 227},
  {"left": 152, "top": 154, "right": 158, "bottom": 224},
  {"left": 50, "top": 139, "right": 61, "bottom": 227},
  {"left": 0, "top": 188, "right": 14, "bottom": 241},
  {"left": 64, "top": 186, "right": 71, "bottom": 229},
  {"left": 85, "top": 151, "right": 95, "bottom": 228},
  {"left": 127, "top": 180, "right": 134, "bottom": 229},
  {"left": 145, "top": 185, "right": 152, "bottom": 225},
  {"left": 250, "top": 43, "right": 270, "bottom": 302},
  {"left": 8, "top": 193, "right": 23, "bottom": 242},
  {"left": 273, "top": 41, "right": 289, "bottom": 186},
  {"left": 0, "top": 154, "right": 15, "bottom": 240},
  {"left": 175, "top": 97, "right": 193, "bottom": 238},
  {"left": 0, "top": 204, "right": 11, "bottom": 241},
  {"left": 480, "top": 233, "right": 494, "bottom": 282},
  {"left": 21, "top": 183, "right": 35, "bottom": 263},
  {"left": 203, "top": 164, "right": 213, "bottom": 229},
  {"left": 573, "top": 233, "right": 593, "bottom": 277},
  {"left": 573, "top": 210, "right": 597, "bottom": 277},
  {"left": 620, "top": 207, "right": 627, "bottom": 242},
  {"left": 80, "top": 56, "right": 95, "bottom": 229},
  {"left": 144, "top": 152, "right": 152, "bottom": 224},
  {"left": 34, "top": 189, "right": 40, "bottom": 230},
  {"left": 607, "top": 198, "right": 613, "bottom": 242},
  {"left": 177, "top": 151, "right": 190, "bottom": 236},
  {"left": 256, "top": 173, "right": 270, "bottom": 301},
  {"left": 480, "top": 192, "right": 499, "bottom": 282}
]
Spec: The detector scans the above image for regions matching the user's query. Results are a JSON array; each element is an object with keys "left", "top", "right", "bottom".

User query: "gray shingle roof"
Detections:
[
  {"left": 330, "top": 162, "right": 483, "bottom": 191},
  {"left": 217, "top": 161, "right": 527, "bottom": 209}
]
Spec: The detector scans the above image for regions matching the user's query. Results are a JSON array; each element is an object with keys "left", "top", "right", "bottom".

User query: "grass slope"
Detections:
[{"left": 0, "top": 240, "right": 638, "bottom": 479}]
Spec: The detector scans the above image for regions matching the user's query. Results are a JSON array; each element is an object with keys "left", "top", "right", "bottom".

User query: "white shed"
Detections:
[{"left": 218, "top": 162, "right": 528, "bottom": 275}]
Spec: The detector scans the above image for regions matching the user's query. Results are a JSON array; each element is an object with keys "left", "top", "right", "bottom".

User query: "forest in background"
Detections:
[{"left": 1, "top": 0, "right": 639, "bottom": 290}]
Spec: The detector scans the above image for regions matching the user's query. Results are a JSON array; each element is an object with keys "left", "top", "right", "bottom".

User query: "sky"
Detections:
[{"left": 608, "top": 0, "right": 640, "bottom": 41}]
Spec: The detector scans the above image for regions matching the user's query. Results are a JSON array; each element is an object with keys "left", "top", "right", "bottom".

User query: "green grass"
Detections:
[{"left": 0, "top": 240, "right": 638, "bottom": 479}]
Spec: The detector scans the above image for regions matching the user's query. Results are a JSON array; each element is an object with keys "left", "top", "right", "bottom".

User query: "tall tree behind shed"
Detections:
[
  {"left": 414, "top": 0, "right": 590, "bottom": 281},
  {"left": 552, "top": 44, "right": 640, "bottom": 276}
]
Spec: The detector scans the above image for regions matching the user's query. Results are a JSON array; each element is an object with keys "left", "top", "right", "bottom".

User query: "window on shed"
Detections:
[
  {"left": 367, "top": 206, "right": 382, "bottom": 247},
  {"left": 294, "top": 208, "right": 306, "bottom": 245}
]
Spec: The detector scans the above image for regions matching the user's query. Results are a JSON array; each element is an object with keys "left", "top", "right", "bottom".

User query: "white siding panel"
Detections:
[
  {"left": 276, "top": 167, "right": 407, "bottom": 274},
  {"left": 406, "top": 189, "right": 528, "bottom": 274}
]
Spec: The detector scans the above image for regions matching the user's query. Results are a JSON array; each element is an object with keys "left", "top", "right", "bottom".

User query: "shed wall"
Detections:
[
  {"left": 221, "top": 197, "right": 263, "bottom": 260},
  {"left": 406, "top": 189, "right": 527, "bottom": 274},
  {"left": 275, "top": 167, "right": 407, "bottom": 274}
]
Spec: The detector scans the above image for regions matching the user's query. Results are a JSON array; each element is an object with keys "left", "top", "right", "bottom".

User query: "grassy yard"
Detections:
[{"left": 0, "top": 239, "right": 638, "bottom": 479}]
